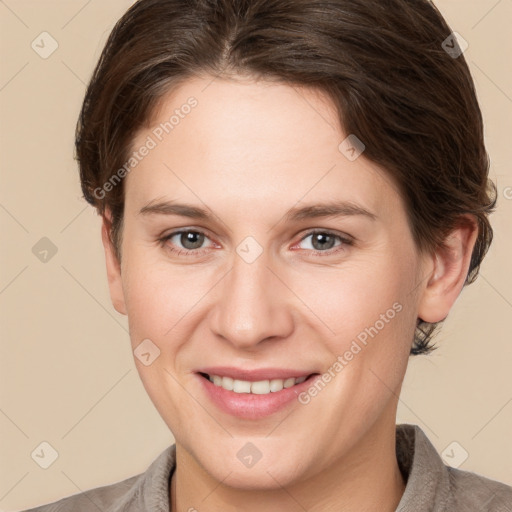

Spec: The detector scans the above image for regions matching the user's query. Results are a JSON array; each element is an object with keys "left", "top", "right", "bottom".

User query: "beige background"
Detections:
[{"left": 0, "top": 0, "right": 511, "bottom": 510}]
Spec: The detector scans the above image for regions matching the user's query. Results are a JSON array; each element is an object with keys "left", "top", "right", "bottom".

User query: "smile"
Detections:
[
  {"left": 201, "top": 373, "right": 309, "bottom": 394},
  {"left": 196, "top": 369, "right": 321, "bottom": 419}
]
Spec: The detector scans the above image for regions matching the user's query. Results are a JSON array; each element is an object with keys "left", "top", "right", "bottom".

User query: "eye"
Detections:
[
  {"left": 294, "top": 230, "right": 353, "bottom": 255},
  {"left": 158, "top": 229, "right": 215, "bottom": 256},
  {"left": 157, "top": 228, "right": 353, "bottom": 258}
]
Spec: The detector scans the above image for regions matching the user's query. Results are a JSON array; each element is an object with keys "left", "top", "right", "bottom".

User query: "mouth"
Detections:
[
  {"left": 198, "top": 372, "right": 317, "bottom": 395},
  {"left": 195, "top": 368, "right": 321, "bottom": 419}
]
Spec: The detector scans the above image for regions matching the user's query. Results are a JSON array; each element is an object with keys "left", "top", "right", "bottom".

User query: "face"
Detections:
[{"left": 105, "top": 76, "right": 430, "bottom": 489}]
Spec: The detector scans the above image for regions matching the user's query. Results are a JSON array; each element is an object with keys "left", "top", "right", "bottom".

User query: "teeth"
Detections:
[
  {"left": 221, "top": 376, "right": 234, "bottom": 390},
  {"left": 207, "top": 374, "right": 309, "bottom": 394},
  {"left": 233, "top": 379, "right": 251, "bottom": 393},
  {"left": 283, "top": 377, "right": 295, "bottom": 388},
  {"left": 250, "top": 380, "right": 270, "bottom": 394}
]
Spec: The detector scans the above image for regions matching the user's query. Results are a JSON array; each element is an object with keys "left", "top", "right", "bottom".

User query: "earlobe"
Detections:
[
  {"left": 101, "top": 212, "right": 127, "bottom": 316},
  {"left": 417, "top": 216, "right": 479, "bottom": 324}
]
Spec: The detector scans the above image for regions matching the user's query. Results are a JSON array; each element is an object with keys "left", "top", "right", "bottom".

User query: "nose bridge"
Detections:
[{"left": 211, "top": 246, "right": 293, "bottom": 348}]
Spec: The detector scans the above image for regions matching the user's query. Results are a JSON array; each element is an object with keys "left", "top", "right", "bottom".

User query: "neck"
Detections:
[{"left": 170, "top": 417, "right": 405, "bottom": 512}]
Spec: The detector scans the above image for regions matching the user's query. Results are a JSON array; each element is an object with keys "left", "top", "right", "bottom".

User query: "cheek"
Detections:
[
  {"left": 293, "top": 251, "right": 417, "bottom": 407},
  {"left": 122, "top": 251, "right": 203, "bottom": 342},
  {"left": 120, "top": 253, "right": 197, "bottom": 422},
  {"left": 122, "top": 243, "right": 418, "bottom": 351},
  {"left": 290, "top": 255, "right": 414, "bottom": 345}
]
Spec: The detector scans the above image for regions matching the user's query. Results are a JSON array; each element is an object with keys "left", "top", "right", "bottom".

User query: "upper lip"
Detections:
[{"left": 196, "top": 366, "right": 317, "bottom": 381}]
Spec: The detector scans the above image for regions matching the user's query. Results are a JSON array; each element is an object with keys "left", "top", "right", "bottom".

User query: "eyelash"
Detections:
[{"left": 157, "top": 229, "right": 354, "bottom": 258}]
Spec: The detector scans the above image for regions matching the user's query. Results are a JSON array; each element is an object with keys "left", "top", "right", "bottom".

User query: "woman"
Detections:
[{"left": 23, "top": 0, "right": 512, "bottom": 510}]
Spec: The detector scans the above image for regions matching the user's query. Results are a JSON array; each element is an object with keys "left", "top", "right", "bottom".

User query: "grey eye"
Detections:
[{"left": 172, "top": 231, "right": 207, "bottom": 250}]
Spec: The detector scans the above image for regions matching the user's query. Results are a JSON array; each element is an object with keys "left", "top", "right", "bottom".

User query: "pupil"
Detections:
[
  {"left": 181, "top": 232, "right": 204, "bottom": 250},
  {"left": 313, "top": 233, "right": 334, "bottom": 250}
]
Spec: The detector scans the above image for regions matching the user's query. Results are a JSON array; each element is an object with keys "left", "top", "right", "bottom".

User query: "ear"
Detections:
[
  {"left": 101, "top": 210, "right": 127, "bottom": 315},
  {"left": 417, "top": 215, "right": 479, "bottom": 324}
]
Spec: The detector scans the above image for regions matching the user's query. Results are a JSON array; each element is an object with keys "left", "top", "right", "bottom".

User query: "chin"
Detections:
[
  {"left": 217, "top": 464, "right": 303, "bottom": 491},
  {"left": 195, "top": 444, "right": 309, "bottom": 491}
]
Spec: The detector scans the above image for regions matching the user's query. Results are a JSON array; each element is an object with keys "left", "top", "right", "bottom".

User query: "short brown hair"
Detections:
[{"left": 75, "top": 0, "right": 496, "bottom": 355}]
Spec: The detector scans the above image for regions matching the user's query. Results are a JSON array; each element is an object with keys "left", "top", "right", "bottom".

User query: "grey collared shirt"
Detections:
[{"left": 20, "top": 424, "right": 512, "bottom": 511}]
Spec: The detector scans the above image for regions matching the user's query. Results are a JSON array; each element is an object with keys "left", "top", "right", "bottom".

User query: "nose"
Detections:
[{"left": 209, "top": 249, "right": 295, "bottom": 350}]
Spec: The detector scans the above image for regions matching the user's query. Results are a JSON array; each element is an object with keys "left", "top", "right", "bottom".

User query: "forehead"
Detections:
[
  {"left": 126, "top": 76, "right": 401, "bottom": 218},
  {"left": 144, "top": 76, "right": 343, "bottom": 165}
]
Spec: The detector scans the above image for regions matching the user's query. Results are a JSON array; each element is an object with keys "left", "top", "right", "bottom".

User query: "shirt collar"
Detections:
[{"left": 395, "top": 423, "right": 452, "bottom": 510}]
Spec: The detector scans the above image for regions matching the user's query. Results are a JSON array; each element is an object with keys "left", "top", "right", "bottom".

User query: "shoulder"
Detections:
[
  {"left": 446, "top": 466, "right": 512, "bottom": 511},
  {"left": 19, "top": 473, "right": 142, "bottom": 512},
  {"left": 17, "top": 444, "right": 176, "bottom": 512},
  {"left": 396, "top": 424, "right": 512, "bottom": 511}
]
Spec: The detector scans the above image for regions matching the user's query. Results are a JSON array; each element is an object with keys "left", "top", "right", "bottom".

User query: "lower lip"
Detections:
[{"left": 196, "top": 373, "right": 320, "bottom": 420}]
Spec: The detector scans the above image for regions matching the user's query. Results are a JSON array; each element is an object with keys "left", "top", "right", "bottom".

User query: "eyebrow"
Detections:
[
  {"left": 283, "top": 201, "right": 377, "bottom": 222},
  {"left": 139, "top": 200, "right": 377, "bottom": 222}
]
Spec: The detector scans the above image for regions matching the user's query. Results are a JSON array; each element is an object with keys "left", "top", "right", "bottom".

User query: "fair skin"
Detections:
[{"left": 101, "top": 76, "right": 477, "bottom": 512}]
